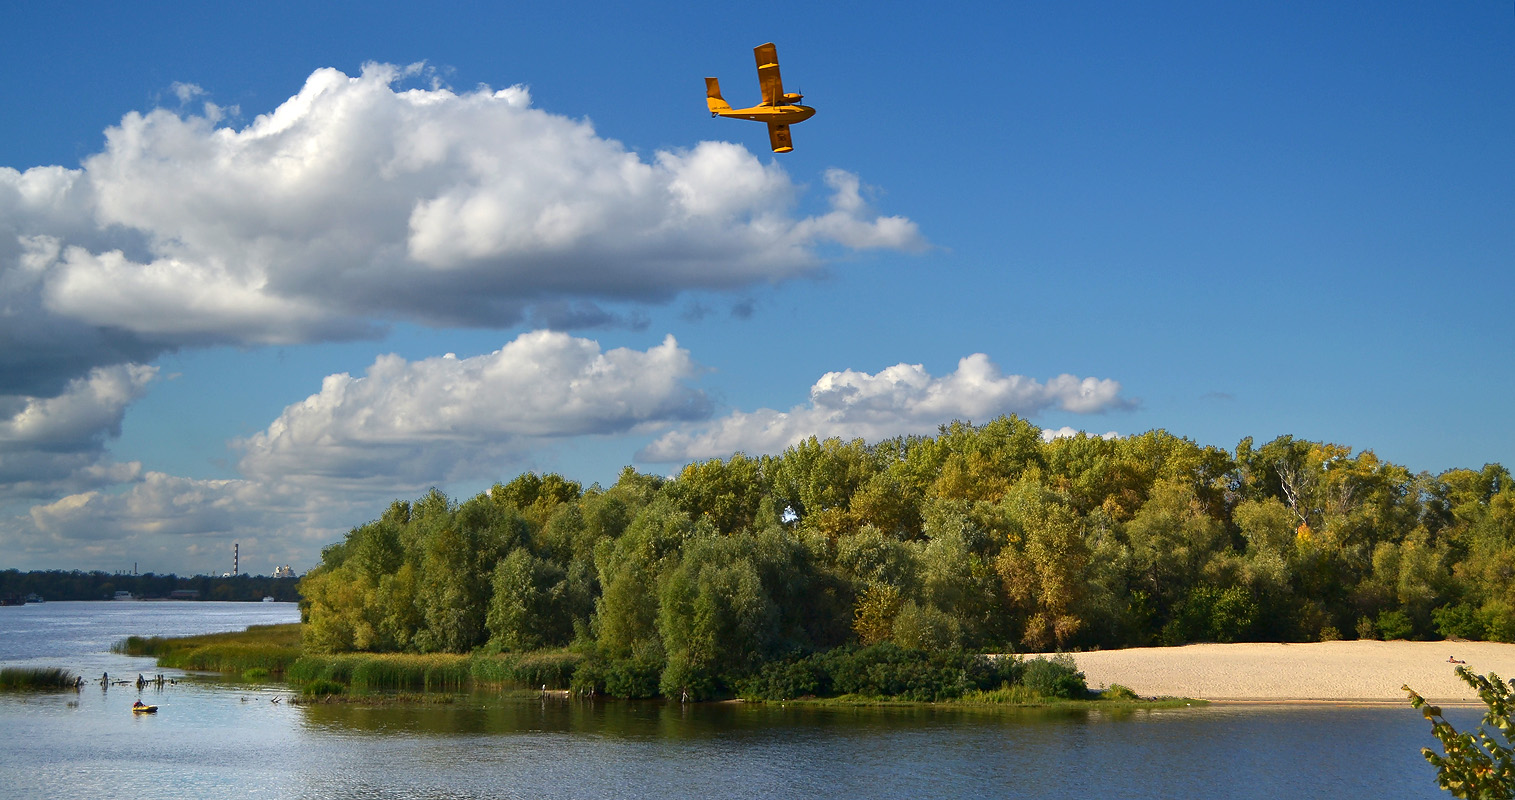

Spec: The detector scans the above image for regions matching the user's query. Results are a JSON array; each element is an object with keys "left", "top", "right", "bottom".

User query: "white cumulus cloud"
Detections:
[
  {"left": 0, "top": 364, "right": 156, "bottom": 499},
  {"left": 639, "top": 354, "right": 1132, "bottom": 462},
  {"left": 23, "top": 471, "right": 328, "bottom": 574},
  {"left": 236, "top": 330, "right": 710, "bottom": 487}
]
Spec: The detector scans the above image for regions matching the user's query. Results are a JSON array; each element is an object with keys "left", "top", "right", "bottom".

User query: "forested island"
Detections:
[{"left": 299, "top": 416, "right": 1514, "bottom": 700}]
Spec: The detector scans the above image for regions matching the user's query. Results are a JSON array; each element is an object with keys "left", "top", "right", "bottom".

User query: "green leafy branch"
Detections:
[{"left": 1404, "top": 666, "right": 1515, "bottom": 799}]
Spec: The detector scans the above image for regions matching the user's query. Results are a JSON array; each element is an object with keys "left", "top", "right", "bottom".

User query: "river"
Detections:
[{"left": 0, "top": 601, "right": 1469, "bottom": 799}]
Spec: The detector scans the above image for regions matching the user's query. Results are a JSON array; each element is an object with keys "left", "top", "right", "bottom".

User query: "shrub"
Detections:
[
  {"left": 1104, "top": 683, "right": 1139, "bottom": 701},
  {"left": 965, "top": 654, "right": 1023, "bottom": 691},
  {"left": 568, "top": 658, "right": 604, "bottom": 695},
  {"left": 569, "top": 653, "right": 662, "bottom": 698},
  {"left": 1021, "top": 654, "right": 1087, "bottom": 700},
  {"left": 603, "top": 657, "right": 661, "bottom": 698},
  {"left": 739, "top": 656, "right": 831, "bottom": 700},
  {"left": 828, "top": 642, "right": 964, "bottom": 701},
  {"left": 1355, "top": 616, "right": 1378, "bottom": 640},
  {"left": 1208, "top": 587, "right": 1260, "bottom": 643},
  {"left": 1377, "top": 610, "right": 1415, "bottom": 641},
  {"left": 659, "top": 655, "right": 720, "bottom": 700},
  {"left": 1434, "top": 603, "right": 1485, "bottom": 641},
  {"left": 738, "top": 646, "right": 1019, "bottom": 703},
  {"left": 1161, "top": 585, "right": 1259, "bottom": 645},
  {"left": 891, "top": 602, "right": 962, "bottom": 651},
  {"left": 1480, "top": 601, "right": 1515, "bottom": 643}
]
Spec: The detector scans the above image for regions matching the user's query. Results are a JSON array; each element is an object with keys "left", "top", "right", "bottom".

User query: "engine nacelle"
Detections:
[{"left": 781, "top": 92, "right": 804, "bottom": 105}]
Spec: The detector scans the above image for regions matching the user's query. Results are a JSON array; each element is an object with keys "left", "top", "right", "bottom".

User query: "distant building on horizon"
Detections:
[{"left": 272, "top": 565, "right": 296, "bottom": 578}]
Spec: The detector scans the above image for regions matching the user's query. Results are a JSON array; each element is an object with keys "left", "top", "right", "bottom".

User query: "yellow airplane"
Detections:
[{"left": 706, "top": 43, "right": 816, "bottom": 153}]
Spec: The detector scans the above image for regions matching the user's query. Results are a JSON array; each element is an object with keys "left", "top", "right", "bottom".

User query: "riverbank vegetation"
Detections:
[
  {"left": 136, "top": 622, "right": 1120, "bottom": 706},
  {"left": 0, "top": 667, "right": 79, "bottom": 691},
  {"left": 114, "top": 623, "right": 303, "bottom": 677},
  {"left": 296, "top": 417, "right": 1515, "bottom": 700}
]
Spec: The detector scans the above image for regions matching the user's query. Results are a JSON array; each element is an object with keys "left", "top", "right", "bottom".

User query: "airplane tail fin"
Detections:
[{"left": 705, "top": 77, "right": 731, "bottom": 115}]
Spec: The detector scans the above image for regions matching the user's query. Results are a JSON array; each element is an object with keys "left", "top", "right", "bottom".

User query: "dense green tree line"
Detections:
[
  {"left": 0, "top": 570, "right": 300, "bottom": 602},
  {"left": 300, "top": 416, "right": 1515, "bottom": 697}
]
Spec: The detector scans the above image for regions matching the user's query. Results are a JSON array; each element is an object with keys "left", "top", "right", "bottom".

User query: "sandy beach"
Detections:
[{"left": 1055, "top": 640, "right": 1515, "bottom": 703}]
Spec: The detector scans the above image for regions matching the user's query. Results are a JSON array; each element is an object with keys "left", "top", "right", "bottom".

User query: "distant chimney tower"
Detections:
[{"left": 233, "top": 542, "right": 239, "bottom": 576}]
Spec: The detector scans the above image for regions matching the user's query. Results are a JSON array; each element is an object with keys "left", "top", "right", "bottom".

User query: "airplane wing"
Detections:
[
  {"left": 755, "top": 42, "right": 783, "bottom": 107},
  {"left": 767, "top": 123, "right": 793, "bottom": 153}
]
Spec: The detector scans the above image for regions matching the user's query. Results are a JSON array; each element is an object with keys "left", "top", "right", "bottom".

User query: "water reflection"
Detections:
[
  {"left": 295, "top": 693, "right": 1164, "bottom": 740},
  {"left": 0, "top": 604, "right": 1462, "bottom": 799},
  {"left": 285, "top": 693, "right": 1454, "bottom": 799}
]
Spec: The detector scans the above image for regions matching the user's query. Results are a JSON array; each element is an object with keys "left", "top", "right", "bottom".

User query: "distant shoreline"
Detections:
[{"left": 1043, "top": 640, "right": 1515, "bottom": 704}]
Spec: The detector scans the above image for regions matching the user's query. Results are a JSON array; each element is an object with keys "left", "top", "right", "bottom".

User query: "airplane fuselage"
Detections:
[
  {"left": 713, "top": 104, "right": 816, "bottom": 124},
  {"left": 706, "top": 44, "right": 813, "bottom": 153}
]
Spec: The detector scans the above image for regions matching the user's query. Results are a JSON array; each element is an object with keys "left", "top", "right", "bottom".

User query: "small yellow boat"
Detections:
[{"left": 131, "top": 701, "right": 157, "bottom": 714}]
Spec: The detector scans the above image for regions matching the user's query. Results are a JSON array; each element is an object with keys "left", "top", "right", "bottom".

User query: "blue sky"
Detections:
[{"left": 1, "top": 2, "right": 1510, "bottom": 576}]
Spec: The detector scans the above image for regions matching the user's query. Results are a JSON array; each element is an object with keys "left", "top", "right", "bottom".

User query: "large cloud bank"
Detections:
[
  {"left": 1, "top": 62, "right": 924, "bottom": 397},
  {"left": 640, "top": 353, "right": 1132, "bottom": 461}
]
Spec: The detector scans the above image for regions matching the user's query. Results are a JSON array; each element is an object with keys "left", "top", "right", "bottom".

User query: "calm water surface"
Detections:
[{"left": 0, "top": 602, "right": 1466, "bottom": 799}]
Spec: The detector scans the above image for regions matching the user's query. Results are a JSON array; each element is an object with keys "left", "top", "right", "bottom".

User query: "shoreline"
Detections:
[{"left": 1046, "top": 640, "right": 1515, "bottom": 703}]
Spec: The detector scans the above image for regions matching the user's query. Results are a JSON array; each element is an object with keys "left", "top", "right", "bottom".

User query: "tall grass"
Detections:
[
  {"left": 113, "top": 623, "right": 302, "bottom": 675},
  {"left": 0, "top": 667, "right": 78, "bottom": 691},
  {"left": 470, "top": 650, "right": 583, "bottom": 690},
  {"left": 289, "top": 653, "right": 471, "bottom": 694},
  {"left": 956, "top": 684, "right": 1044, "bottom": 704}
]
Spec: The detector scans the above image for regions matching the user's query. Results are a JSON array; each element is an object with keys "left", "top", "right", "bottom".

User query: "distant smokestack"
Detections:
[{"left": 234, "top": 543, "right": 239, "bottom": 576}]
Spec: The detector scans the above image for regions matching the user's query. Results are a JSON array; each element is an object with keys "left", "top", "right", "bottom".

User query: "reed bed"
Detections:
[
  {"left": 470, "top": 650, "right": 583, "bottom": 690},
  {"left": 289, "top": 653, "right": 472, "bottom": 694},
  {"left": 113, "top": 623, "right": 302, "bottom": 675},
  {"left": 0, "top": 667, "right": 79, "bottom": 691},
  {"left": 955, "top": 684, "right": 1044, "bottom": 704}
]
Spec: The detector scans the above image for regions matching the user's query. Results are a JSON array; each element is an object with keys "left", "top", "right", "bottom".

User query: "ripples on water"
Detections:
[{"left": 0, "top": 602, "right": 1462, "bottom": 799}]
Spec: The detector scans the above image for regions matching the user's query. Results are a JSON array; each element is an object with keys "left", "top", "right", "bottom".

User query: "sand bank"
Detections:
[{"left": 1055, "top": 640, "right": 1515, "bottom": 703}]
